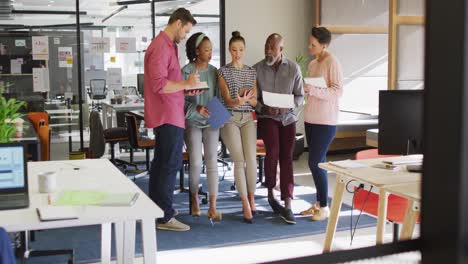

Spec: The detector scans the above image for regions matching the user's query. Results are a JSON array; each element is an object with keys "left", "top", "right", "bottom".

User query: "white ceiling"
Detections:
[{"left": 1, "top": 0, "right": 219, "bottom": 28}]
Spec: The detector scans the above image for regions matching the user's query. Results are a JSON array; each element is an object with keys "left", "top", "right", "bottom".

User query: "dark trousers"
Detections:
[
  {"left": 304, "top": 122, "right": 336, "bottom": 207},
  {"left": 0, "top": 227, "right": 15, "bottom": 264},
  {"left": 150, "top": 124, "right": 184, "bottom": 223},
  {"left": 259, "top": 118, "right": 296, "bottom": 200}
]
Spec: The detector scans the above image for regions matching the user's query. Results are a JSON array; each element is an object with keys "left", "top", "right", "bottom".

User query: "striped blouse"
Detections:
[{"left": 218, "top": 64, "right": 256, "bottom": 112}]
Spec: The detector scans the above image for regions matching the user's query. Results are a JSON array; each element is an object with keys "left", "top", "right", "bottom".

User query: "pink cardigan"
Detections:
[{"left": 304, "top": 54, "right": 343, "bottom": 126}]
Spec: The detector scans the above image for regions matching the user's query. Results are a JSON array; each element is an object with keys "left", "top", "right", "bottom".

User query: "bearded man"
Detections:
[{"left": 254, "top": 33, "right": 304, "bottom": 224}]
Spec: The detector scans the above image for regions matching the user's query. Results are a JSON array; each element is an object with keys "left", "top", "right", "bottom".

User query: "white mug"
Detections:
[{"left": 38, "top": 171, "right": 57, "bottom": 193}]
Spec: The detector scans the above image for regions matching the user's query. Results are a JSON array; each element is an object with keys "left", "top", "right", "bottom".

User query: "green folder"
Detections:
[{"left": 52, "top": 190, "right": 139, "bottom": 206}]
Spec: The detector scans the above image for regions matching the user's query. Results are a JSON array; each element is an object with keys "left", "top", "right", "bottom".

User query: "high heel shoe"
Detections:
[
  {"left": 243, "top": 217, "right": 253, "bottom": 224},
  {"left": 251, "top": 210, "right": 257, "bottom": 216},
  {"left": 191, "top": 204, "right": 201, "bottom": 217},
  {"left": 207, "top": 210, "right": 222, "bottom": 221}
]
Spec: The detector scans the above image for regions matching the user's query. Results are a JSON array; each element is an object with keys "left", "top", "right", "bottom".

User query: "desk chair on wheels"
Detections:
[
  {"left": 89, "top": 111, "right": 138, "bottom": 171},
  {"left": 125, "top": 113, "right": 155, "bottom": 180},
  {"left": 89, "top": 79, "right": 107, "bottom": 111}
]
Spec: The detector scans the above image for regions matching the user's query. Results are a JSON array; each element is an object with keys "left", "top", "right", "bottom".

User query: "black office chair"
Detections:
[
  {"left": 88, "top": 111, "right": 138, "bottom": 171},
  {"left": 89, "top": 79, "right": 107, "bottom": 111},
  {"left": 125, "top": 113, "right": 155, "bottom": 180}
]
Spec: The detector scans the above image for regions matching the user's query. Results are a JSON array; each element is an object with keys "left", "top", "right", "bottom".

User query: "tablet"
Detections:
[{"left": 185, "top": 81, "right": 209, "bottom": 91}]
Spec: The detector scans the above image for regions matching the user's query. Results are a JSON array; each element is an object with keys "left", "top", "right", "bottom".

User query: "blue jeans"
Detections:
[
  {"left": 150, "top": 124, "right": 184, "bottom": 223},
  {"left": 0, "top": 228, "right": 15, "bottom": 264},
  {"left": 304, "top": 123, "right": 336, "bottom": 207}
]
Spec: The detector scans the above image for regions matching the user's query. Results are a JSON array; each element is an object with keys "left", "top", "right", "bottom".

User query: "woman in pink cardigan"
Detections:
[{"left": 300, "top": 27, "right": 344, "bottom": 221}]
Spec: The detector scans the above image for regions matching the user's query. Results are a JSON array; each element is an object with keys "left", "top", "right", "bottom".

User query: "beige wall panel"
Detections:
[
  {"left": 397, "top": 25, "right": 425, "bottom": 89},
  {"left": 321, "top": 0, "right": 388, "bottom": 27},
  {"left": 398, "top": 0, "right": 425, "bottom": 16}
]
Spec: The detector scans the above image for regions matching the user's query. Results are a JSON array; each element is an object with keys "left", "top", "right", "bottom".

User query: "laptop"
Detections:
[{"left": 0, "top": 142, "right": 30, "bottom": 210}]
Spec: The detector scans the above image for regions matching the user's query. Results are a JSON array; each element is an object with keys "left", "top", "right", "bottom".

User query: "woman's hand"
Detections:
[
  {"left": 238, "top": 89, "right": 254, "bottom": 105},
  {"left": 196, "top": 105, "right": 211, "bottom": 118}
]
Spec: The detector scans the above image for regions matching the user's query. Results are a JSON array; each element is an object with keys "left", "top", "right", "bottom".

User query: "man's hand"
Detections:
[
  {"left": 196, "top": 105, "right": 211, "bottom": 118},
  {"left": 185, "top": 89, "right": 204, "bottom": 96},
  {"left": 186, "top": 72, "right": 200, "bottom": 88},
  {"left": 279, "top": 108, "right": 292, "bottom": 115},
  {"left": 265, "top": 106, "right": 280, "bottom": 116}
]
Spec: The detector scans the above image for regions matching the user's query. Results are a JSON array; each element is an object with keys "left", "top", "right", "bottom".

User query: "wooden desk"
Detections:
[
  {"left": 383, "top": 182, "right": 421, "bottom": 240},
  {"left": 319, "top": 156, "right": 422, "bottom": 252},
  {"left": 0, "top": 159, "right": 162, "bottom": 264}
]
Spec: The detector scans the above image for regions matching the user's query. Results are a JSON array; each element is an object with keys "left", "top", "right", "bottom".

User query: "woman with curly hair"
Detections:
[{"left": 182, "top": 32, "right": 222, "bottom": 221}]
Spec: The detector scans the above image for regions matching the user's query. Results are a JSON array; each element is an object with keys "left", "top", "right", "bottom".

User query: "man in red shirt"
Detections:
[{"left": 144, "top": 8, "right": 202, "bottom": 231}]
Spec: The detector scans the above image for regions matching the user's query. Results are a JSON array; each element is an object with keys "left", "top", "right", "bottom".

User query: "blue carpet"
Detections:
[{"left": 26, "top": 172, "right": 377, "bottom": 264}]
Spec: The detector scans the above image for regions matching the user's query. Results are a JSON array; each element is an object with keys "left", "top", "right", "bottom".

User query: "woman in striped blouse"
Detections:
[{"left": 218, "top": 31, "right": 258, "bottom": 223}]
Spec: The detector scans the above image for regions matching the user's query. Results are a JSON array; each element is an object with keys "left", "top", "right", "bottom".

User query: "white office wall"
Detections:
[{"left": 225, "top": 0, "right": 314, "bottom": 66}]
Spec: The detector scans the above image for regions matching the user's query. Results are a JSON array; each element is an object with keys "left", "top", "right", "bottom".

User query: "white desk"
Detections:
[
  {"left": 319, "top": 156, "right": 421, "bottom": 253},
  {"left": 101, "top": 102, "right": 144, "bottom": 129},
  {"left": 0, "top": 159, "right": 162, "bottom": 264}
]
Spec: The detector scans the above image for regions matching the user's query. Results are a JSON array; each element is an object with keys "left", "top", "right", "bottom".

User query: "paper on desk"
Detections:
[
  {"left": 262, "top": 91, "right": 295, "bottom": 108},
  {"left": 304, "top": 77, "right": 327, "bottom": 88},
  {"left": 52, "top": 190, "right": 139, "bottom": 206},
  {"left": 328, "top": 160, "right": 367, "bottom": 169},
  {"left": 37, "top": 206, "right": 78, "bottom": 221}
]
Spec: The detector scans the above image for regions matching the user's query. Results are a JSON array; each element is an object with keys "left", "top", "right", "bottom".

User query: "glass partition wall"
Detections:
[{"left": 0, "top": 0, "right": 220, "bottom": 160}]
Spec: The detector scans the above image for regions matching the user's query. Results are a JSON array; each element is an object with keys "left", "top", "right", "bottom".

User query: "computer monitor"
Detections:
[
  {"left": 137, "top": 74, "right": 144, "bottom": 97},
  {"left": 0, "top": 143, "right": 27, "bottom": 192},
  {"left": 378, "top": 90, "right": 424, "bottom": 155}
]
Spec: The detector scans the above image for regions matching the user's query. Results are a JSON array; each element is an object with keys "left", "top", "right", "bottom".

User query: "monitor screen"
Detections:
[
  {"left": 378, "top": 90, "right": 424, "bottom": 155},
  {"left": 0, "top": 145, "right": 26, "bottom": 190},
  {"left": 137, "top": 74, "right": 144, "bottom": 97}
]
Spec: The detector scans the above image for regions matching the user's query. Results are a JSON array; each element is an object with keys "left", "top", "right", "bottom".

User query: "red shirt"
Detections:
[{"left": 144, "top": 31, "right": 185, "bottom": 129}]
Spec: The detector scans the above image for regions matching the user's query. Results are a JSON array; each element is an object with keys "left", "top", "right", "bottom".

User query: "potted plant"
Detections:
[{"left": 0, "top": 89, "right": 27, "bottom": 142}]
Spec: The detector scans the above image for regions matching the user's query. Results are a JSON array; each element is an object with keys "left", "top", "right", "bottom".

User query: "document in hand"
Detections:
[
  {"left": 262, "top": 91, "right": 295, "bottom": 109},
  {"left": 185, "top": 81, "right": 210, "bottom": 91},
  {"left": 37, "top": 206, "right": 79, "bottom": 222},
  {"left": 205, "top": 96, "right": 232, "bottom": 129},
  {"left": 304, "top": 77, "right": 327, "bottom": 88},
  {"left": 52, "top": 190, "right": 139, "bottom": 207}
]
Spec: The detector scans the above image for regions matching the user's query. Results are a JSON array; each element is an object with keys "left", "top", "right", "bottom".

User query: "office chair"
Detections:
[
  {"left": 125, "top": 86, "right": 138, "bottom": 96},
  {"left": 124, "top": 113, "right": 155, "bottom": 180},
  {"left": 88, "top": 111, "right": 138, "bottom": 170},
  {"left": 89, "top": 79, "right": 107, "bottom": 111}
]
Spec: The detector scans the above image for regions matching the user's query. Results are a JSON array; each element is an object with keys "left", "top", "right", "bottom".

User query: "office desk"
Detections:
[
  {"left": 0, "top": 159, "right": 162, "bottom": 264},
  {"left": 383, "top": 182, "right": 421, "bottom": 240},
  {"left": 102, "top": 102, "right": 144, "bottom": 129},
  {"left": 11, "top": 120, "right": 40, "bottom": 161},
  {"left": 319, "top": 156, "right": 421, "bottom": 252}
]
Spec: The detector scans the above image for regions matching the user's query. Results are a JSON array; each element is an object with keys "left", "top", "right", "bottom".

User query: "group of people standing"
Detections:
[{"left": 144, "top": 8, "right": 343, "bottom": 232}]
